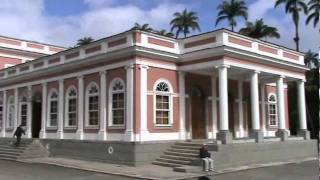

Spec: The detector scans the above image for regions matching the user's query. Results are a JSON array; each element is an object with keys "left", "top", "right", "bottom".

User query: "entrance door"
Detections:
[
  {"left": 32, "top": 101, "right": 42, "bottom": 138},
  {"left": 191, "top": 87, "right": 206, "bottom": 139}
]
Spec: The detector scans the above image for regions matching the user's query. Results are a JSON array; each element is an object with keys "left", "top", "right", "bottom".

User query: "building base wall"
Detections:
[
  {"left": 40, "top": 139, "right": 174, "bottom": 166},
  {"left": 211, "top": 140, "right": 317, "bottom": 170}
]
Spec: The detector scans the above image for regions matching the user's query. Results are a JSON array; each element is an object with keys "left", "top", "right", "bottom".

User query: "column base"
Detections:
[
  {"left": 39, "top": 130, "right": 46, "bottom": 139},
  {"left": 250, "top": 130, "right": 264, "bottom": 143},
  {"left": 276, "top": 129, "right": 288, "bottom": 141},
  {"left": 98, "top": 130, "right": 107, "bottom": 141},
  {"left": 76, "top": 130, "right": 84, "bottom": 140},
  {"left": 124, "top": 130, "right": 135, "bottom": 142},
  {"left": 216, "top": 130, "right": 232, "bottom": 144},
  {"left": 179, "top": 130, "right": 187, "bottom": 140},
  {"left": 298, "top": 129, "right": 310, "bottom": 140},
  {"left": 57, "top": 130, "right": 64, "bottom": 139}
]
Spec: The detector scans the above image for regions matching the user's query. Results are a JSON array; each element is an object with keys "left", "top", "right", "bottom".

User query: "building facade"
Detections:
[{"left": 0, "top": 29, "right": 310, "bottom": 144}]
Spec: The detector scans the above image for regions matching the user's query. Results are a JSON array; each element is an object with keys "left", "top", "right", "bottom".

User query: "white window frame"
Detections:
[
  {"left": 267, "top": 93, "right": 278, "bottom": 127},
  {"left": 85, "top": 82, "right": 100, "bottom": 128},
  {"left": 108, "top": 78, "right": 126, "bottom": 128},
  {"left": 153, "top": 79, "right": 173, "bottom": 127},
  {"left": 0, "top": 98, "right": 3, "bottom": 130},
  {"left": 47, "top": 89, "right": 58, "bottom": 128},
  {"left": 64, "top": 86, "right": 77, "bottom": 128},
  {"left": 19, "top": 96, "right": 28, "bottom": 127},
  {"left": 6, "top": 96, "right": 14, "bottom": 129}
]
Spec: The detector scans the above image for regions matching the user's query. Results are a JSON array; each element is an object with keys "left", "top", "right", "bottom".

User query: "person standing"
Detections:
[
  {"left": 199, "top": 144, "right": 214, "bottom": 171},
  {"left": 13, "top": 125, "right": 25, "bottom": 146}
]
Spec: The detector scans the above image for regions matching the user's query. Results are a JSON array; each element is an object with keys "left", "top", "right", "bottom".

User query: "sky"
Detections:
[{"left": 0, "top": 0, "right": 318, "bottom": 52}]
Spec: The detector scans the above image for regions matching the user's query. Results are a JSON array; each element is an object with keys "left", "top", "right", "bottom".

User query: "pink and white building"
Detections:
[{"left": 0, "top": 29, "right": 310, "bottom": 144}]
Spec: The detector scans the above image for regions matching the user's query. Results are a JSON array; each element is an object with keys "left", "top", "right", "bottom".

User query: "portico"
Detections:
[{"left": 178, "top": 56, "right": 309, "bottom": 144}]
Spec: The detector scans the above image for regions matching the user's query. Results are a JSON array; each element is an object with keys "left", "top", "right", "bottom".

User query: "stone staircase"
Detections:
[
  {"left": 0, "top": 138, "right": 49, "bottom": 161},
  {"left": 153, "top": 141, "right": 215, "bottom": 167}
]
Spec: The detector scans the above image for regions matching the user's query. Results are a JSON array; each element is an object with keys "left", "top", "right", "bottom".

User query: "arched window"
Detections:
[
  {"left": 268, "top": 93, "right": 277, "bottom": 126},
  {"left": 19, "top": 96, "right": 28, "bottom": 127},
  {"left": 109, "top": 78, "right": 125, "bottom": 126},
  {"left": 154, "top": 80, "right": 173, "bottom": 126},
  {"left": 86, "top": 82, "right": 99, "bottom": 126},
  {"left": 65, "top": 86, "right": 77, "bottom": 127},
  {"left": 47, "top": 89, "right": 58, "bottom": 127},
  {"left": 7, "top": 96, "right": 15, "bottom": 128},
  {"left": 0, "top": 98, "right": 3, "bottom": 129}
]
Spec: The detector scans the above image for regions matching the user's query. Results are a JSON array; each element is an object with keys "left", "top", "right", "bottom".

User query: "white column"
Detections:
[
  {"left": 13, "top": 88, "right": 18, "bottom": 136},
  {"left": 211, "top": 74, "right": 218, "bottom": 139},
  {"left": 1, "top": 91, "right": 6, "bottom": 137},
  {"left": 26, "top": 86, "right": 32, "bottom": 138},
  {"left": 140, "top": 65, "right": 149, "bottom": 141},
  {"left": 297, "top": 80, "right": 307, "bottom": 130},
  {"left": 218, "top": 65, "right": 229, "bottom": 131},
  {"left": 76, "top": 76, "right": 84, "bottom": 140},
  {"left": 276, "top": 76, "right": 286, "bottom": 130},
  {"left": 178, "top": 71, "right": 186, "bottom": 140},
  {"left": 99, "top": 71, "right": 107, "bottom": 140},
  {"left": 260, "top": 84, "right": 267, "bottom": 135},
  {"left": 237, "top": 80, "right": 244, "bottom": 137},
  {"left": 250, "top": 71, "right": 260, "bottom": 130},
  {"left": 40, "top": 82, "right": 47, "bottom": 139},
  {"left": 58, "top": 79, "right": 64, "bottom": 139},
  {"left": 125, "top": 65, "right": 134, "bottom": 141}
]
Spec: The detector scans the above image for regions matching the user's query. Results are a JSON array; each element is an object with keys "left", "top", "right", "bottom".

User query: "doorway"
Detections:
[
  {"left": 191, "top": 86, "right": 206, "bottom": 139},
  {"left": 32, "top": 93, "right": 42, "bottom": 138}
]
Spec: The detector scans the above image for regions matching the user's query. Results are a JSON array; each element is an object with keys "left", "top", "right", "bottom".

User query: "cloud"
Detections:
[
  {"left": 248, "top": 0, "right": 274, "bottom": 20},
  {"left": 0, "top": 0, "right": 184, "bottom": 47}
]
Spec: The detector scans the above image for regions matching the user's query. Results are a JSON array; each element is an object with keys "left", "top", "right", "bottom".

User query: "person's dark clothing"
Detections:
[
  {"left": 199, "top": 147, "right": 211, "bottom": 158},
  {"left": 13, "top": 127, "right": 25, "bottom": 146}
]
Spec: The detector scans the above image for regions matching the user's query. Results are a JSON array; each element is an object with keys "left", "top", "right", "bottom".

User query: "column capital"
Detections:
[
  {"left": 27, "top": 85, "right": 32, "bottom": 91},
  {"left": 178, "top": 71, "right": 186, "bottom": 76},
  {"left": 58, "top": 79, "right": 64, "bottom": 84},
  {"left": 99, "top": 70, "right": 107, "bottom": 76},
  {"left": 125, "top": 64, "right": 135, "bottom": 70},
  {"left": 216, "top": 64, "right": 230, "bottom": 69},
  {"left": 297, "top": 79, "right": 306, "bottom": 83},
  {"left": 251, "top": 70, "right": 260, "bottom": 74},
  {"left": 139, "top": 64, "right": 149, "bottom": 70},
  {"left": 42, "top": 82, "right": 47, "bottom": 86},
  {"left": 77, "top": 75, "right": 84, "bottom": 80},
  {"left": 277, "top": 75, "right": 286, "bottom": 79}
]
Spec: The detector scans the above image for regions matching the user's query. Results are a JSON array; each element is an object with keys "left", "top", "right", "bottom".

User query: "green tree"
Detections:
[
  {"left": 239, "top": 19, "right": 280, "bottom": 40},
  {"left": 304, "top": 50, "right": 319, "bottom": 68},
  {"left": 275, "top": 0, "right": 308, "bottom": 51},
  {"left": 306, "top": 0, "right": 320, "bottom": 28},
  {"left": 132, "top": 23, "right": 153, "bottom": 31},
  {"left": 76, "top": 37, "right": 94, "bottom": 46},
  {"left": 155, "top": 29, "right": 174, "bottom": 38},
  {"left": 215, "top": 0, "right": 248, "bottom": 32},
  {"left": 170, "top": 9, "right": 201, "bottom": 38}
]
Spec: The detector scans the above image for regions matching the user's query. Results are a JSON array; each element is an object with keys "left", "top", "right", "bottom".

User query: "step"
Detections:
[
  {"left": 152, "top": 161, "right": 184, "bottom": 167},
  {"left": 156, "top": 157, "right": 191, "bottom": 165},
  {"left": 0, "top": 145, "right": 28, "bottom": 150},
  {"left": 171, "top": 145, "right": 201, "bottom": 150},
  {"left": 0, "top": 153, "right": 19, "bottom": 159},
  {"left": 0, "top": 148, "right": 24, "bottom": 153},
  {"left": 160, "top": 154, "right": 198, "bottom": 161},
  {"left": 0, "top": 150, "right": 21, "bottom": 156},
  {"left": 164, "top": 151, "right": 199, "bottom": 158},
  {"left": 168, "top": 148, "right": 199, "bottom": 154},
  {"left": 175, "top": 142, "right": 204, "bottom": 147}
]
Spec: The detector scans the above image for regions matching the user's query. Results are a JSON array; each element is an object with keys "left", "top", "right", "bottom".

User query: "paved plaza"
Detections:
[{"left": 0, "top": 159, "right": 317, "bottom": 180}]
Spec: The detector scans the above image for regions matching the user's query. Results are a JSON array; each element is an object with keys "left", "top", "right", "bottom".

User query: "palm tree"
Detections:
[
  {"left": 304, "top": 50, "right": 319, "bottom": 68},
  {"left": 155, "top": 29, "right": 174, "bottom": 38},
  {"left": 275, "top": 0, "right": 308, "bottom": 51},
  {"left": 76, "top": 37, "right": 94, "bottom": 46},
  {"left": 239, "top": 19, "right": 280, "bottom": 40},
  {"left": 170, "top": 9, "right": 201, "bottom": 38},
  {"left": 306, "top": 0, "right": 320, "bottom": 28},
  {"left": 132, "top": 23, "right": 153, "bottom": 31},
  {"left": 215, "top": 0, "right": 248, "bottom": 32}
]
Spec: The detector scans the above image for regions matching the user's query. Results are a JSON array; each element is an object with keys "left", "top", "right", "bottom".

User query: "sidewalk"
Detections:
[{"left": 19, "top": 157, "right": 204, "bottom": 180}]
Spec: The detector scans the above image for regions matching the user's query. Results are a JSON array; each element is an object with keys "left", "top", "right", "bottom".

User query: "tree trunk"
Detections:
[{"left": 294, "top": 23, "right": 299, "bottom": 51}]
